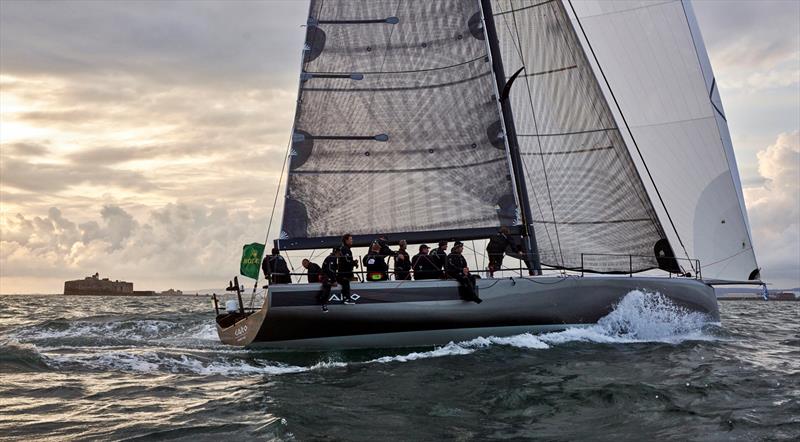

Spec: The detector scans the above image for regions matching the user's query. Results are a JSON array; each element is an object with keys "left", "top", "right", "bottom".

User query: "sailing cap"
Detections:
[
  {"left": 419, "top": 244, "right": 429, "bottom": 251},
  {"left": 453, "top": 241, "right": 464, "bottom": 248}
]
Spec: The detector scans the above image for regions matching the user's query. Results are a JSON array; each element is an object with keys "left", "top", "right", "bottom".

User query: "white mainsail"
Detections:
[{"left": 562, "top": 0, "right": 758, "bottom": 280}]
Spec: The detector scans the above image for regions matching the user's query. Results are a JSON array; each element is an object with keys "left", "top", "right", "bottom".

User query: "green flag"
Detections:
[{"left": 240, "top": 243, "right": 265, "bottom": 279}]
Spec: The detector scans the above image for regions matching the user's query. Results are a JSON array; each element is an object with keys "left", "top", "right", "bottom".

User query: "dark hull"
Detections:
[{"left": 216, "top": 276, "right": 719, "bottom": 349}]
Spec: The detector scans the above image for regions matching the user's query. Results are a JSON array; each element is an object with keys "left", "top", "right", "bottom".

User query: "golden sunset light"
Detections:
[{"left": 1, "top": 0, "right": 798, "bottom": 295}]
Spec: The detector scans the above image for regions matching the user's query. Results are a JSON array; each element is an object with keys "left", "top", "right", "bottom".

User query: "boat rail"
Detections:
[
  {"left": 257, "top": 252, "right": 702, "bottom": 283},
  {"left": 579, "top": 253, "right": 702, "bottom": 279}
]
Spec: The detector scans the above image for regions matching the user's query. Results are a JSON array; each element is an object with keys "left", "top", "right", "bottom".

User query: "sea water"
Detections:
[{"left": 0, "top": 292, "right": 797, "bottom": 440}]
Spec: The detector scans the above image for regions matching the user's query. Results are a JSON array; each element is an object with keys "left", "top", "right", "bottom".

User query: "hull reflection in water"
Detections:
[{"left": 216, "top": 276, "right": 719, "bottom": 349}]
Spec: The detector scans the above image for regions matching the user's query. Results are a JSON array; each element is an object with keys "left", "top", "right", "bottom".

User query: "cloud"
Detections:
[
  {"left": 693, "top": 0, "right": 800, "bottom": 92},
  {"left": 0, "top": 0, "right": 307, "bottom": 88},
  {"left": 0, "top": 157, "right": 156, "bottom": 193},
  {"left": 1, "top": 203, "right": 268, "bottom": 292},
  {"left": 743, "top": 131, "right": 800, "bottom": 287},
  {"left": 3, "top": 142, "right": 50, "bottom": 157}
]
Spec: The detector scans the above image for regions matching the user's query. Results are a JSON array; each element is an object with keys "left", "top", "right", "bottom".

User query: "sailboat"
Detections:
[{"left": 215, "top": 0, "right": 762, "bottom": 349}]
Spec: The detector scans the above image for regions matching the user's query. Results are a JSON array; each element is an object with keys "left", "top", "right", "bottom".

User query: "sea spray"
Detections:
[
  {"left": 14, "top": 290, "right": 717, "bottom": 376},
  {"left": 538, "top": 290, "right": 714, "bottom": 345}
]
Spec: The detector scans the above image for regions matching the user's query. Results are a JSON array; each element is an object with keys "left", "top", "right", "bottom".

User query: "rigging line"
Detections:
[
  {"left": 255, "top": 136, "right": 291, "bottom": 293},
  {"left": 549, "top": 1, "right": 660, "bottom": 231},
  {"left": 493, "top": 5, "right": 559, "bottom": 263},
  {"left": 567, "top": 0, "right": 694, "bottom": 271},
  {"left": 472, "top": 240, "right": 480, "bottom": 273},
  {"left": 251, "top": 0, "right": 319, "bottom": 300},
  {"left": 508, "top": 3, "right": 566, "bottom": 268},
  {"left": 701, "top": 247, "right": 754, "bottom": 268},
  {"left": 494, "top": 0, "right": 557, "bottom": 16},
  {"left": 283, "top": 252, "right": 299, "bottom": 284}
]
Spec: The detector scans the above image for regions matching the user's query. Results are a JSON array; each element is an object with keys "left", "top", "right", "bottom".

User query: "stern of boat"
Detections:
[{"left": 212, "top": 277, "right": 269, "bottom": 347}]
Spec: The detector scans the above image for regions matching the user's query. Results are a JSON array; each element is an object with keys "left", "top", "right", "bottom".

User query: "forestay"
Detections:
[
  {"left": 565, "top": 0, "right": 759, "bottom": 280},
  {"left": 279, "top": 0, "right": 519, "bottom": 250}
]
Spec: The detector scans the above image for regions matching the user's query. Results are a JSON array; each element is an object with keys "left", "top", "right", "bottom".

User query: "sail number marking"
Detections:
[{"left": 234, "top": 324, "right": 248, "bottom": 337}]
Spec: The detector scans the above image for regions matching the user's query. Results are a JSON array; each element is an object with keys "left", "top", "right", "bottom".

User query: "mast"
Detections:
[{"left": 479, "top": 0, "right": 541, "bottom": 274}]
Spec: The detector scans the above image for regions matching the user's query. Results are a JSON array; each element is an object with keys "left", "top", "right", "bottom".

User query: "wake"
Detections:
[{"left": 9, "top": 290, "right": 717, "bottom": 376}]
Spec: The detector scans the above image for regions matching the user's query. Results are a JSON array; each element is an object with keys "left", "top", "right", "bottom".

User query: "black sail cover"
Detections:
[
  {"left": 279, "top": 0, "right": 519, "bottom": 250},
  {"left": 488, "top": 0, "right": 668, "bottom": 272}
]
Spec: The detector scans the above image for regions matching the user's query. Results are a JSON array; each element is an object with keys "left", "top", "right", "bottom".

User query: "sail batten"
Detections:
[
  {"left": 279, "top": 0, "right": 519, "bottom": 248},
  {"left": 489, "top": 0, "right": 667, "bottom": 273},
  {"left": 278, "top": 0, "right": 758, "bottom": 280}
]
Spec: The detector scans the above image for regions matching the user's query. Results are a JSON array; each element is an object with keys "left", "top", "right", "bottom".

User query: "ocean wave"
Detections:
[
  {"left": 13, "top": 315, "right": 217, "bottom": 347},
  {"left": 538, "top": 289, "right": 716, "bottom": 345},
  {"left": 42, "top": 350, "right": 309, "bottom": 376},
  {"left": 0, "top": 339, "right": 51, "bottom": 372},
  {"left": 353, "top": 290, "right": 716, "bottom": 366},
  {"left": 16, "top": 290, "right": 717, "bottom": 376}
]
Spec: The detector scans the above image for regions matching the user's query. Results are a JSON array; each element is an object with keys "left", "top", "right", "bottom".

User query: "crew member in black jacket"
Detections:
[
  {"left": 338, "top": 234, "right": 358, "bottom": 303},
  {"left": 430, "top": 240, "right": 448, "bottom": 278},
  {"left": 318, "top": 248, "right": 340, "bottom": 312},
  {"left": 412, "top": 244, "right": 440, "bottom": 280},
  {"left": 302, "top": 258, "right": 322, "bottom": 283},
  {"left": 363, "top": 241, "right": 389, "bottom": 281},
  {"left": 486, "top": 227, "right": 512, "bottom": 277},
  {"left": 395, "top": 240, "right": 411, "bottom": 280},
  {"left": 262, "top": 248, "right": 291, "bottom": 284},
  {"left": 446, "top": 241, "right": 481, "bottom": 303}
]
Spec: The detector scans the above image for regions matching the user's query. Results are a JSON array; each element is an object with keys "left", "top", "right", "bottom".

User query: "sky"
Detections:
[{"left": 0, "top": 0, "right": 798, "bottom": 293}]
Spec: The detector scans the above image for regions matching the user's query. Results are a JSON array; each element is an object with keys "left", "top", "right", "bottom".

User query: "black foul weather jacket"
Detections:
[
  {"left": 445, "top": 253, "right": 468, "bottom": 279},
  {"left": 412, "top": 253, "right": 441, "bottom": 280},
  {"left": 338, "top": 246, "right": 356, "bottom": 278}
]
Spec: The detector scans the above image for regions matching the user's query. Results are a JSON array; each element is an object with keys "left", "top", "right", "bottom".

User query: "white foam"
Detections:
[
  {"left": 538, "top": 290, "right": 714, "bottom": 345},
  {"left": 30, "top": 290, "right": 716, "bottom": 376},
  {"left": 366, "top": 341, "right": 475, "bottom": 364},
  {"left": 18, "top": 319, "right": 179, "bottom": 341},
  {"left": 42, "top": 350, "right": 309, "bottom": 376}
]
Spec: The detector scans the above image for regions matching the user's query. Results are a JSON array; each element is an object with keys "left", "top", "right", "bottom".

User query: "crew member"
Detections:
[
  {"left": 363, "top": 241, "right": 389, "bottom": 281},
  {"left": 412, "top": 244, "right": 439, "bottom": 280},
  {"left": 262, "top": 248, "right": 291, "bottom": 284},
  {"left": 318, "top": 248, "right": 340, "bottom": 312},
  {"left": 446, "top": 241, "right": 481, "bottom": 303},
  {"left": 302, "top": 258, "right": 321, "bottom": 283},
  {"left": 431, "top": 240, "right": 448, "bottom": 278},
  {"left": 375, "top": 234, "right": 397, "bottom": 258},
  {"left": 338, "top": 233, "right": 357, "bottom": 303},
  {"left": 486, "top": 227, "right": 512, "bottom": 277},
  {"left": 395, "top": 240, "right": 411, "bottom": 280}
]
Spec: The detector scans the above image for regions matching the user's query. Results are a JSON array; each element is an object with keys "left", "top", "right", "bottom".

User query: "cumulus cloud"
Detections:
[
  {"left": 743, "top": 131, "right": 800, "bottom": 287},
  {"left": 0, "top": 203, "right": 269, "bottom": 293}
]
